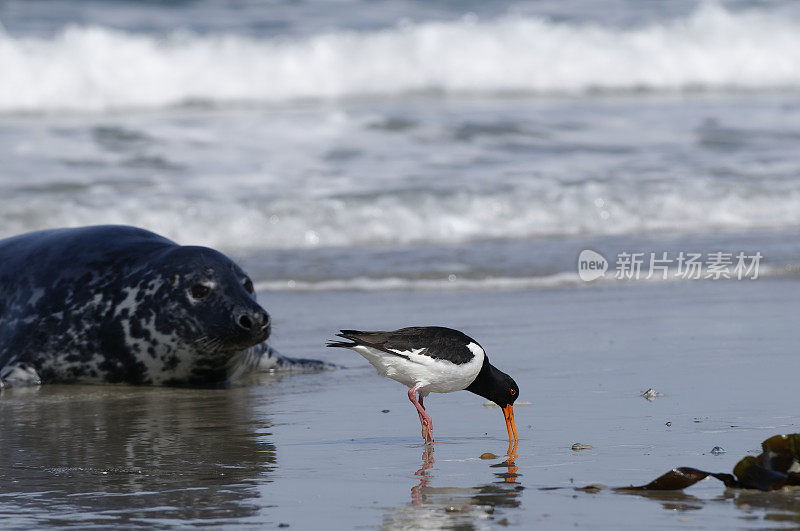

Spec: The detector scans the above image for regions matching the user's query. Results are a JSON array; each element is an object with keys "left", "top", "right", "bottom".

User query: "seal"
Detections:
[{"left": 0, "top": 225, "right": 328, "bottom": 387}]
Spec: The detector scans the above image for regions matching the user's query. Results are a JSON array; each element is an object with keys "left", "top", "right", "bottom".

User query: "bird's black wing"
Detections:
[
  {"left": 326, "top": 330, "right": 413, "bottom": 360},
  {"left": 327, "top": 327, "right": 479, "bottom": 365}
]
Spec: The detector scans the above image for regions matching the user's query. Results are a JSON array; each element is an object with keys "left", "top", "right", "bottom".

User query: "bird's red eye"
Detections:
[{"left": 510, "top": 389, "right": 516, "bottom": 395}]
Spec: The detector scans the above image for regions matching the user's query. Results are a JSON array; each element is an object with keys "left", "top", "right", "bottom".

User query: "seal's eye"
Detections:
[
  {"left": 190, "top": 284, "right": 211, "bottom": 299},
  {"left": 243, "top": 279, "right": 254, "bottom": 294}
]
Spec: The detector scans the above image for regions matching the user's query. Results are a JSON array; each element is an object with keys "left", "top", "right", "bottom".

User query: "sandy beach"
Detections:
[{"left": 3, "top": 278, "right": 798, "bottom": 528}]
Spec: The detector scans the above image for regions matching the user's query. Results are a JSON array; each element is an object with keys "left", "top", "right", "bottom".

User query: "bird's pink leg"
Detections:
[
  {"left": 419, "top": 394, "right": 434, "bottom": 442},
  {"left": 408, "top": 386, "right": 428, "bottom": 439},
  {"left": 408, "top": 385, "right": 434, "bottom": 443}
]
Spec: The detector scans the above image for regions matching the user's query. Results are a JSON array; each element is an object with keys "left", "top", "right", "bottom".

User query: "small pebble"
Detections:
[
  {"left": 381, "top": 409, "right": 389, "bottom": 413},
  {"left": 710, "top": 446, "right": 726, "bottom": 455},
  {"left": 571, "top": 443, "right": 593, "bottom": 451},
  {"left": 480, "top": 452, "right": 498, "bottom": 459},
  {"left": 642, "top": 388, "right": 661, "bottom": 401},
  {"left": 665, "top": 421, "right": 672, "bottom": 427}
]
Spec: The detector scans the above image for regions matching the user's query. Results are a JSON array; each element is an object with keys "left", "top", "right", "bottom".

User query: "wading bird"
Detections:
[{"left": 328, "top": 327, "right": 519, "bottom": 443}]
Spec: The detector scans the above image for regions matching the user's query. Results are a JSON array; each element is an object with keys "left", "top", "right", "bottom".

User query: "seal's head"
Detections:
[
  {"left": 127, "top": 245, "right": 271, "bottom": 385},
  {"left": 164, "top": 246, "right": 270, "bottom": 350}
]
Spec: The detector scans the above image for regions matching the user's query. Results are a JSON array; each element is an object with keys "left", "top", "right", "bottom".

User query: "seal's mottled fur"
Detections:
[{"left": 0, "top": 225, "right": 327, "bottom": 387}]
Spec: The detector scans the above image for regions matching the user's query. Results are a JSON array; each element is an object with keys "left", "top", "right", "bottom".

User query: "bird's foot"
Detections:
[{"left": 421, "top": 419, "right": 434, "bottom": 444}]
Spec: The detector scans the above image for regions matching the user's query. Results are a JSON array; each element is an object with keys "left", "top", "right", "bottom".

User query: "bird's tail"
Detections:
[
  {"left": 326, "top": 330, "right": 363, "bottom": 348},
  {"left": 326, "top": 340, "right": 355, "bottom": 348}
]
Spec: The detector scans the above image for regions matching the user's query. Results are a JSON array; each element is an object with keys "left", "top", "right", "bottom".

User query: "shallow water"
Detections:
[{"left": 2, "top": 279, "right": 799, "bottom": 529}]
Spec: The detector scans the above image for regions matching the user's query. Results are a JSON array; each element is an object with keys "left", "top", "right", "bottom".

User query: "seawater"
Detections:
[{"left": 1, "top": 0, "right": 799, "bottom": 288}]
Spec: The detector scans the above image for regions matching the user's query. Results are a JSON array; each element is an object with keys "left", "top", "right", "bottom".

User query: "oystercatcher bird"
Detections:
[{"left": 327, "top": 326, "right": 519, "bottom": 443}]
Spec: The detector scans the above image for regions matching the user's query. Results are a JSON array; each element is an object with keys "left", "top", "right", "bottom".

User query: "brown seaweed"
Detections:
[{"left": 617, "top": 434, "right": 800, "bottom": 492}]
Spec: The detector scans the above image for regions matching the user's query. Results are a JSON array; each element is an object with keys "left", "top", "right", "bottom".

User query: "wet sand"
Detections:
[{"left": 2, "top": 279, "right": 799, "bottom": 529}]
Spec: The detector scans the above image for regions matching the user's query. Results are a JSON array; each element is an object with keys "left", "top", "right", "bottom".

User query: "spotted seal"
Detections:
[{"left": 0, "top": 225, "right": 327, "bottom": 387}]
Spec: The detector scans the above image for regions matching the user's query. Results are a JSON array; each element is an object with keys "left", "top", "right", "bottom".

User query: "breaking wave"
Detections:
[
  {"left": 1, "top": 3, "right": 800, "bottom": 112},
  {"left": 2, "top": 177, "right": 800, "bottom": 251}
]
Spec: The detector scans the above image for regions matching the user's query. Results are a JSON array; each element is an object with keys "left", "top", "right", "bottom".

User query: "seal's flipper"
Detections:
[
  {"left": 256, "top": 343, "right": 338, "bottom": 372},
  {"left": 0, "top": 362, "right": 43, "bottom": 387},
  {"left": 224, "top": 342, "right": 336, "bottom": 383},
  {"left": 266, "top": 353, "right": 338, "bottom": 372}
]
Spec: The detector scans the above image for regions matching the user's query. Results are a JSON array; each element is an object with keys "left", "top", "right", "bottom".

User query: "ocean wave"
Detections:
[
  {"left": 2, "top": 3, "right": 800, "bottom": 112},
  {"left": 253, "top": 263, "right": 786, "bottom": 293},
  {"left": 3, "top": 177, "right": 800, "bottom": 250},
  {"left": 254, "top": 273, "right": 581, "bottom": 292}
]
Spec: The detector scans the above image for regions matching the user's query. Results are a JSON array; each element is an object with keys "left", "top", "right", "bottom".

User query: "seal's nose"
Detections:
[{"left": 236, "top": 309, "right": 270, "bottom": 337}]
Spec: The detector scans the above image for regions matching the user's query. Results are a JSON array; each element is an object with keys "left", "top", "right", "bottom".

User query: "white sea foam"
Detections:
[
  {"left": 255, "top": 273, "right": 584, "bottom": 292},
  {"left": 253, "top": 263, "right": 785, "bottom": 293},
  {"left": 2, "top": 176, "right": 800, "bottom": 250},
  {"left": 1, "top": 3, "right": 800, "bottom": 112}
]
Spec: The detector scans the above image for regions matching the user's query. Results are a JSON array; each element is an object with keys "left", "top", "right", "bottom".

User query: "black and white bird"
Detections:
[{"left": 327, "top": 326, "right": 519, "bottom": 443}]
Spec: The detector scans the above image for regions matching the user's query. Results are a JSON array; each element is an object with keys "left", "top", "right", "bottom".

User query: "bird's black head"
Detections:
[
  {"left": 466, "top": 358, "right": 519, "bottom": 408},
  {"left": 499, "top": 372, "right": 520, "bottom": 409},
  {"left": 466, "top": 357, "right": 519, "bottom": 441}
]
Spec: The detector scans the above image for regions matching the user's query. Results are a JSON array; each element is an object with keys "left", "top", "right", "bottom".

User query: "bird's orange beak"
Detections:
[{"left": 503, "top": 404, "right": 518, "bottom": 441}]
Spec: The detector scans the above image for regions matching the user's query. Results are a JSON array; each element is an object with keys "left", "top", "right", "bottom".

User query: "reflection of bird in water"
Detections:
[
  {"left": 492, "top": 441, "right": 520, "bottom": 484},
  {"left": 385, "top": 444, "right": 523, "bottom": 528},
  {"left": 411, "top": 445, "right": 435, "bottom": 506},
  {"left": 327, "top": 327, "right": 520, "bottom": 443}
]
